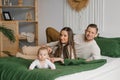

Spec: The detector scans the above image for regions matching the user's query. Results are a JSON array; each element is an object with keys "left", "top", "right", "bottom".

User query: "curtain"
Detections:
[{"left": 63, "top": 0, "right": 104, "bottom": 34}]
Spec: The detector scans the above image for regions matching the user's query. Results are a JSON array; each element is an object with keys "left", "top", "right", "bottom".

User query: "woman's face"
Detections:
[{"left": 60, "top": 30, "right": 68, "bottom": 44}]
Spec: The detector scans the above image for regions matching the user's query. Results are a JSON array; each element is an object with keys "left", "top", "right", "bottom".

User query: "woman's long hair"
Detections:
[{"left": 54, "top": 27, "right": 76, "bottom": 59}]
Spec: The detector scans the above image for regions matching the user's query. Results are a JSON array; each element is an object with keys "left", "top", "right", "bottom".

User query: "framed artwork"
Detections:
[{"left": 2, "top": 11, "right": 12, "bottom": 20}]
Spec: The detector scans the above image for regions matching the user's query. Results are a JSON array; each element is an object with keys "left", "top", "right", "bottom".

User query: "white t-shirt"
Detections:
[{"left": 29, "top": 59, "right": 56, "bottom": 70}]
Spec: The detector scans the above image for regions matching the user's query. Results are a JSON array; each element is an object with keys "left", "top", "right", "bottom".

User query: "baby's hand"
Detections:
[{"left": 49, "top": 58, "right": 55, "bottom": 63}]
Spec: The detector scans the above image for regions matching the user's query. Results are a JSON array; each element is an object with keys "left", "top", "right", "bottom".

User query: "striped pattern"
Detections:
[{"left": 63, "top": 0, "right": 104, "bottom": 34}]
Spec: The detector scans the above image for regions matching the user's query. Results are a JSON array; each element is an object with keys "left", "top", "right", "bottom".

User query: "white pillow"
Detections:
[{"left": 22, "top": 46, "right": 40, "bottom": 55}]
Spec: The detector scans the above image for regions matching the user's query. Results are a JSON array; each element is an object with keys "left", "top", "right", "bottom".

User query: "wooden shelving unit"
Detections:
[{"left": 0, "top": 0, "right": 38, "bottom": 56}]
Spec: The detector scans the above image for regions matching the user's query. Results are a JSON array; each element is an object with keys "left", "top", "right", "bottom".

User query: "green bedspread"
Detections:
[{"left": 0, "top": 57, "right": 106, "bottom": 80}]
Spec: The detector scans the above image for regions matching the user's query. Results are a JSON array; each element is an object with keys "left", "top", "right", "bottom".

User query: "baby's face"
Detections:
[{"left": 38, "top": 50, "right": 48, "bottom": 61}]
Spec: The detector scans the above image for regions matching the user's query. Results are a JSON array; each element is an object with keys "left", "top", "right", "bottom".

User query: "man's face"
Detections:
[{"left": 85, "top": 27, "right": 97, "bottom": 41}]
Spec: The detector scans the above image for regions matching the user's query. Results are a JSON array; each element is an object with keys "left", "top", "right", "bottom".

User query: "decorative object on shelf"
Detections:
[
  {"left": 26, "top": 12, "right": 32, "bottom": 21},
  {"left": 20, "top": 32, "right": 26, "bottom": 36},
  {"left": 26, "top": 32, "right": 35, "bottom": 43},
  {"left": 9, "top": 2, "right": 12, "bottom": 6},
  {"left": 20, "top": 32, "right": 34, "bottom": 43},
  {"left": 2, "top": 11, "right": 12, "bottom": 20},
  {"left": 18, "top": 0, "right": 23, "bottom": 6},
  {"left": 19, "top": 32, "right": 27, "bottom": 39},
  {"left": 68, "top": 0, "right": 89, "bottom": 12},
  {"left": 3, "top": 0, "right": 9, "bottom": 5}
]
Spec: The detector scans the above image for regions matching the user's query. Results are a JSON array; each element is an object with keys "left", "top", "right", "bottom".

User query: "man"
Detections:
[
  {"left": 74, "top": 24, "right": 101, "bottom": 61},
  {"left": 46, "top": 24, "right": 101, "bottom": 61}
]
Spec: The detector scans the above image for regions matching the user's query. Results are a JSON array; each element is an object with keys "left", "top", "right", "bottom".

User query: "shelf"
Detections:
[
  {"left": 0, "top": 20, "right": 38, "bottom": 23},
  {"left": 19, "top": 35, "right": 27, "bottom": 40},
  {"left": 19, "top": 38, "right": 38, "bottom": 41},
  {"left": 0, "top": 5, "right": 35, "bottom": 8},
  {"left": 18, "top": 20, "right": 38, "bottom": 23}
]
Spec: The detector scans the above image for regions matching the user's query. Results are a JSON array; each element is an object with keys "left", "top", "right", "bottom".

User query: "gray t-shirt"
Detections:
[{"left": 74, "top": 34, "right": 101, "bottom": 60}]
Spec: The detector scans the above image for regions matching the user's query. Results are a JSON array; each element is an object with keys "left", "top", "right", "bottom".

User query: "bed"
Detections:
[
  {"left": 1, "top": 37, "right": 120, "bottom": 80},
  {"left": 0, "top": 56, "right": 106, "bottom": 80},
  {"left": 0, "top": 56, "right": 120, "bottom": 80},
  {"left": 56, "top": 56, "right": 120, "bottom": 80}
]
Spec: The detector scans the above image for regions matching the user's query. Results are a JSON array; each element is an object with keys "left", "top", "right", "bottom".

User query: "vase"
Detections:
[{"left": 18, "top": 0, "right": 23, "bottom": 6}]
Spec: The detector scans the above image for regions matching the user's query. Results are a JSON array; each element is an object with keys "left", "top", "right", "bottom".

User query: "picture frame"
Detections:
[{"left": 2, "top": 11, "right": 12, "bottom": 20}]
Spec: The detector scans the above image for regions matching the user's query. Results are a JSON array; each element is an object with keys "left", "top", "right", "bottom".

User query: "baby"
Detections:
[{"left": 29, "top": 47, "right": 56, "bottom": 70}]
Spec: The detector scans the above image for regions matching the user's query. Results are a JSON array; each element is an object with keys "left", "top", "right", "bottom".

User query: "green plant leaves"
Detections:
[{"left": 0, "top": 25, "right": 16, "bottom": 42}]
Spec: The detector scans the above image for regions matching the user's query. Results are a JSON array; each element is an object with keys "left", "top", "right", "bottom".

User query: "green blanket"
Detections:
[{"left": 0, "top": 57, "right": 106, "bottom": 80}]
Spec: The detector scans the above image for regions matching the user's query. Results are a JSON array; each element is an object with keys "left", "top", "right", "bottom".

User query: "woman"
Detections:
[
  {"left": 46, "top": 27, "right": 76, "bottom": 62},
  {"left": 46, "top": 24, "right": 101, "bottom": 62}
]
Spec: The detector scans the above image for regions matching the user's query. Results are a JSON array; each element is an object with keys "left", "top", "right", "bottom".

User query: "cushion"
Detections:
[
  {"left": 16, "top": 52, "right": 37, "bottom": 60},
  {"left": 46, "top": 27, "right": 59, "bottom": 43},
  {"left": 22, "top": 46, "right": 40, "bottom": 56},
  {"left": 95, "top": 37, "right": 120, "bottom": 57}
]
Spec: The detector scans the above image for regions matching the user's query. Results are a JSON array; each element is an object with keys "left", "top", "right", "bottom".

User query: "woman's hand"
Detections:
[
  {"left": 50, "top": 58, "right": 55, "bottom": 63},
  {"left": 40, "top": 45, "right": 52, "bottom": 54},
  {"left": 47, "top": 47, "right": 52, "bottom": 54},
  {"left": 50, "top": 58, "right": 64, "bottom": 64},
  {"left": 85, "top": 58, "right": 91, "bottom": 62}
]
